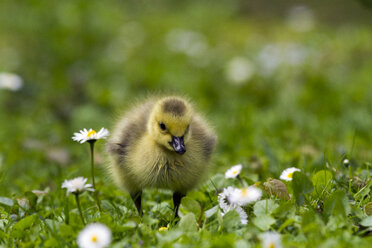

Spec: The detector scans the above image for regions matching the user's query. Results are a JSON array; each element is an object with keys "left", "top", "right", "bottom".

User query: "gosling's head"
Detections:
[{"left": 148, "top": 97, "right": 193, "bottom": 155}]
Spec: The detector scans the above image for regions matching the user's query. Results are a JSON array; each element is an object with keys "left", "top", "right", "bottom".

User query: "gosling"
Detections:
[{"left": 106, "top": 96, "right": 217, "bottom": 217}]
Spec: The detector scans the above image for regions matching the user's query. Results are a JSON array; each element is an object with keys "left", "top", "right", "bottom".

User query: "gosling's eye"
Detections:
[{"left": 159, "top": 122, "right": 166, "bottom": 131}]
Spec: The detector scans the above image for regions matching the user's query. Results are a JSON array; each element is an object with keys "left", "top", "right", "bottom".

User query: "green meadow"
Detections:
[{"left": 1, "top": 0, "right": 372, "bottom": 247}]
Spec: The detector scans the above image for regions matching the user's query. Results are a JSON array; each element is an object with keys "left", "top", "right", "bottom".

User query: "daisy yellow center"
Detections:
[
  {"left": 159, "top": 227, "right": 168, "bottom": 231},
  {"left": 87, "top": 130, "right": 96, "bottom": 137},
  {"left": 269, "top": 243, "right": 275, "bottom": 248},
  {"left": 288, "top": 172, "right": 294, "bottom": 179},
  {"left": 233, "top": 170, "right": 238, "bottom": 174},
  {"left": 91, "top": 235, "right": 98, "bottom": 243},
  {"left": 241, "top": 188, "right": 248, "bottom": 196}
]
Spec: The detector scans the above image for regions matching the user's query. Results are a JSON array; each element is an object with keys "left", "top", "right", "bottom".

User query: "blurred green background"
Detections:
[{"left": 0, "top": 0, "right": 371, "bottom": 195}]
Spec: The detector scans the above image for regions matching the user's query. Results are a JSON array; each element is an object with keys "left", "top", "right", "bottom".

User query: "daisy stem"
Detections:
[
  {"left": 74, "top": 194, "right": 86, "bottom": 225},
  {"left": 348, "top": 164, "right": 352, "bottom": 194},
  {"left": 89, "top": 141, "right": 102, "bottom": 212},
  {"left": 237, "top": 175, "right": 245, "bottom": 187},
  {"left": 89, "top": 141, "right": 96, "bottom": 189}
]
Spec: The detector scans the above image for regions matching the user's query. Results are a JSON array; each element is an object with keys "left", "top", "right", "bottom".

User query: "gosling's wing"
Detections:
[
  {"left": 190, "top": 114, "right": 217, "bottom": 161},
  {"left": 107, "top": 99, "right": 155, "bottom": 160}
]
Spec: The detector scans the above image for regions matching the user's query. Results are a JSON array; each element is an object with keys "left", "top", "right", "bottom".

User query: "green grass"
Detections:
[{"left": 1, "top": 0, "right": 372, "bottom": 247}]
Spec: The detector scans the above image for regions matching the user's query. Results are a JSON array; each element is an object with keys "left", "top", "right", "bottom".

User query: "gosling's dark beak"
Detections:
[{"left": 170, "top": 136, "right": 186, "bottom": 154}]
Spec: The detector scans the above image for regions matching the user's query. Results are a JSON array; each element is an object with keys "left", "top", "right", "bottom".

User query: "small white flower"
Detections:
[
  {"left": 256, "top": 43, "right": 308, "bottom": 76},
  {"left": 285, "top": 43, "right": 308, "bottom": 66},
  {"left": 62, "top": 177, "right": 94, "bottom": 194},
  {"left": 221, "top": 205, "right": 248, "bottom": 225},
  {"left": 229, "top": 186, "right": 262, "bottom": 206},
  {"left": 165, "top": 29, "right": 208, "bottom": 57},
  {"left": 343, "top": 159, "right": 350, "bottom": 165},
  {"left": 225, "top": 57, "right": 255, "bottom": 85},
  {"left": 218, "top": 187, "right": 248, "bottom": 225},
  {"left": 259, "top": 232, "right": 282, "bottom": 248},
  {"left": 77, "top": 223, "right": 112, "bottom": 248},
  {"left": 72, "top": 128, "right": 109, "bottom": 144},
  {"left": 234, "top": 206, "right": 248, "bottom": 225},
  {"left": 0, "top": 72, "right": 23, "bottom": 91},
  {"left": 32, "top": 189, "right": 49, "bottom": 195},
  {"left": 286, "top": 5, "right": 315, "bottom": 32},
  {"left": 256, "top": 44, "right": 281, "bottom": 76},
  {"left": 280, "top": 167, "right": 301, "bottom": 181},
  {"left": 218, "top": 186, "right": 237, "bottom": 212},
  {"left": 225, "top": 164, "right": 243, "bottom": 179}
]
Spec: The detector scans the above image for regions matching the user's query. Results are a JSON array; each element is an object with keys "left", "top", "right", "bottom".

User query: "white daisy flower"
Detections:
[
  {"left": 256, "top": 43, "right": 308, "bottom": 76},
  {"left": 165, "top": 29, "right": 208, "bottom": 57},
  {"left": 32, "top": 189, "right": 49, "bottom": 195},
  {"left": 234, "top": 206, "right": 248, "bottom": 225},
  {"left": 225, "top": 164, "right": 243, "bottom": 179},
  {"left": 218, "top": 186, "right": 237, "bottom": 212},
  {"left": 220, "top": 206, "right": 248, "bottom": 225},
  {"left": 62, "top": 177, "right": 94, "bottom": 194},
  {"left": 280, "top": 167, "right": 301, "bottom": 181},
  {"left": 0, "top": 72, "right": 23, "bottom": 91},
  {"left": 218, "top": 187, "right": 248, "bottom": 225},
  {"left": 72, "top": 128, "right": 109, "bottom": 144},
  {"left": 77, "top": 223, "right": 112, "bottom": 248},
  {"left": 286, "top": 5, "right": 315, "bottom": 32},
  {"left": 259, "top": 232, "right": 282, "bottom": 248},
  {"left": 225, "top": 57, "right": 255, "bottom": 85},
  {"left": 229, "top": 186, "right": 262, "bottom": 206}
]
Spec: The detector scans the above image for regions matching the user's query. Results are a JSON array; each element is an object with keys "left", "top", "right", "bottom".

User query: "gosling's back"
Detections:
[{"left": 107, "top": 97, "right": 217, "bottom": 194}]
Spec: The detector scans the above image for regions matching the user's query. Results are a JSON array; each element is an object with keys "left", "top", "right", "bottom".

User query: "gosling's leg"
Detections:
[
  {"left": 173, "top": 192, "right": 185, "bottom": 218},
  {"left": 130, "top": 191, "right": 143, "bottom": 216}
]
